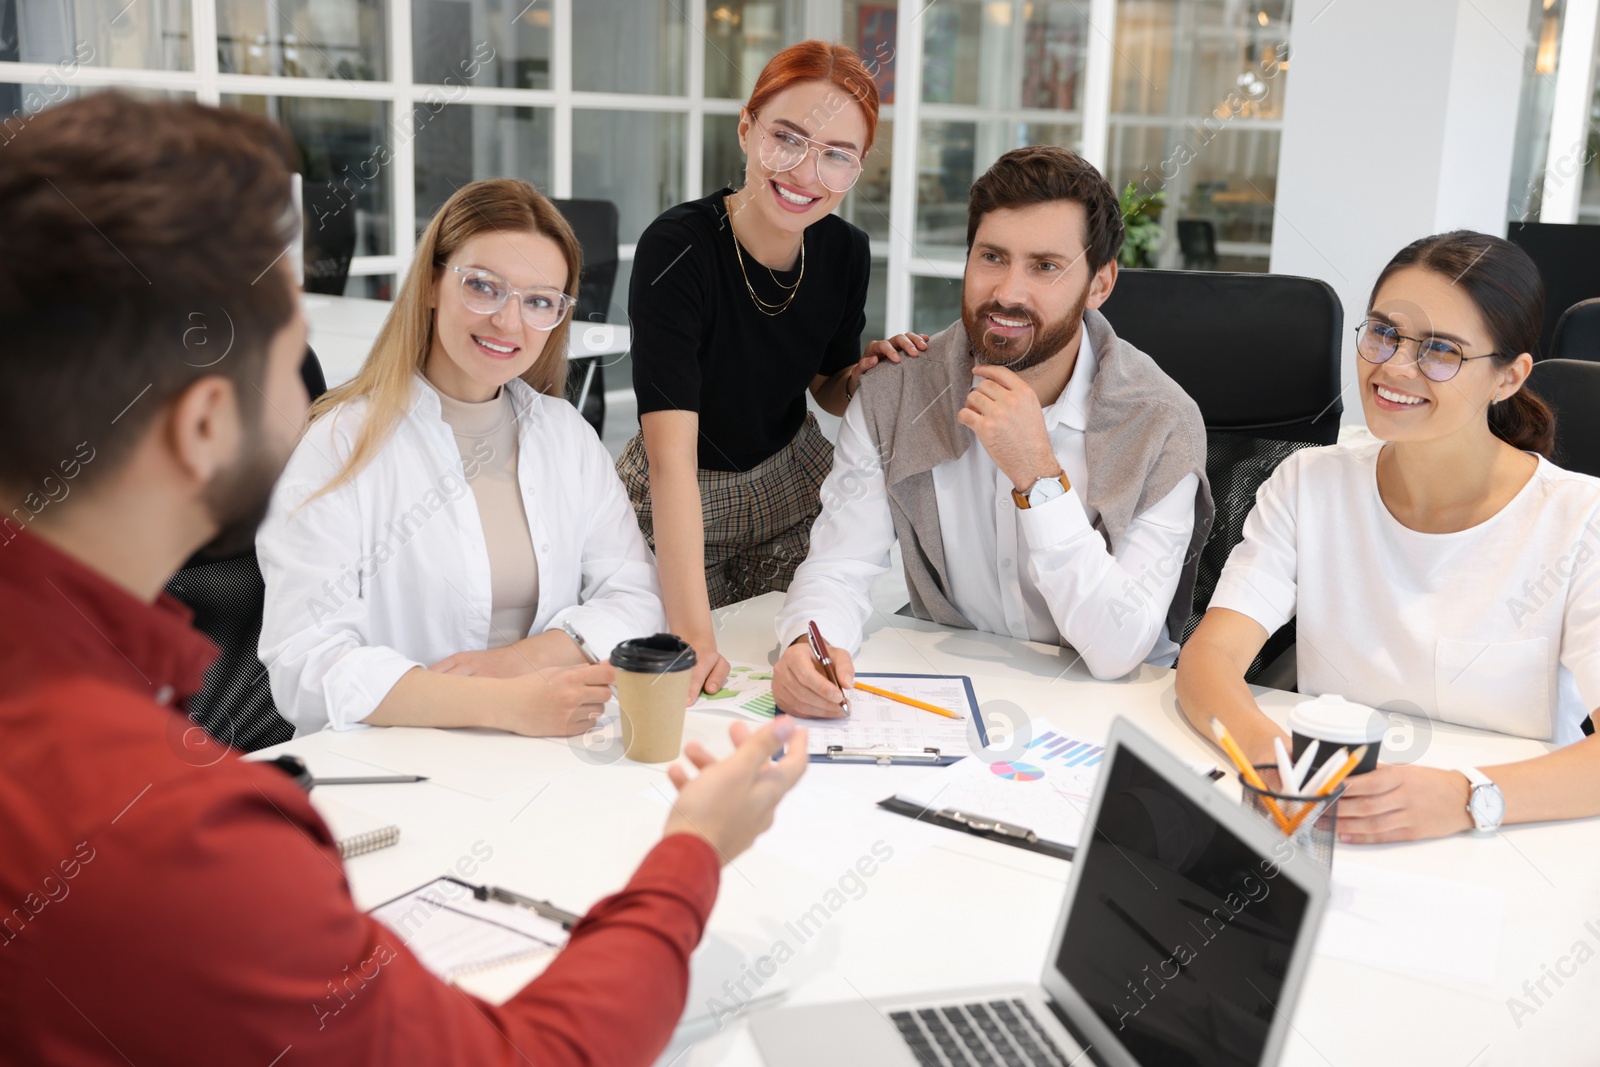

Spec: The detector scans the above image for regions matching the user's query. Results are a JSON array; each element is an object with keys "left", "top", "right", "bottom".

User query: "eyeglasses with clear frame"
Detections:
[
  {"left": 750, "top": 115, "right": 864, "bottom": 194},
  {"left": 448, "top": 265, "right": 575, "bottom": 331},
  {"left": 1354, "top": 319, "right": 1502, "bottom": 383}
]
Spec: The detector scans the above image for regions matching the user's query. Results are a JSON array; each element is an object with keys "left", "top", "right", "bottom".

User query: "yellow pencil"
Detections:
[
  {"left": 1284, "top": 744, "right": 1367, "bottom": 835},
  {"left": 1210, "top": 719, "right": 1293, "bottom": 833},
  {"left": 852, "top": 681, "right": 965, "bottom": 720}
]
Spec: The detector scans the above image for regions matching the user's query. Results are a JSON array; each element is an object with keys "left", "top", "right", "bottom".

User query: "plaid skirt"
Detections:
[{"left": 617, "top": 413, "right": 834, "bottom": 610}]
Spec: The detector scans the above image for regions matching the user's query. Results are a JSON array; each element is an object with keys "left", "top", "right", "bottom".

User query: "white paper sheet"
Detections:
[
  {"left": 370, "top": 877, "right": 568, "bottom": 981},
  {"left": 802, "top": 674, "right": 981, "bottom": 758},
  {"left": 1316, "top": 862, "right": 1504, "bottom": 986}
]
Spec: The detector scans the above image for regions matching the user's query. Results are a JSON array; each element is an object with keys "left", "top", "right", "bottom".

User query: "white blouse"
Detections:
[
  {"left": 1211, "top": 440, "right": 1600, "bottom": 745},
  {"left": 258, "top": 375, "right": 664, "bottom": 734}
]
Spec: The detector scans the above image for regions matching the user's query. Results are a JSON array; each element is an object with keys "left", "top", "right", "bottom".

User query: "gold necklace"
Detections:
[{"left": 725, "top": 195, "right": 804, "bottom": 317}]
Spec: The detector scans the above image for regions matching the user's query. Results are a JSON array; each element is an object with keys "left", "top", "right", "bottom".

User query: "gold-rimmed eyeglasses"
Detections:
[{"left": 751, "top": 115, "right": 864, "bottom": 194}]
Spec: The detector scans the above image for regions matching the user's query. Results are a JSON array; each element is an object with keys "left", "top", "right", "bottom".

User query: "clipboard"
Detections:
[
  {"left": 877, "top": 795, "right": 1076, "bottom": 860},
  {"left": 790, "top": 673, "right": 986, "bottom": 766}
]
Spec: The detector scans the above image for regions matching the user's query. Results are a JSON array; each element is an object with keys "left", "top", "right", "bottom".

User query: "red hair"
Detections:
[{"left": 745, "top": 40, "right": 881, "bottom": 153}]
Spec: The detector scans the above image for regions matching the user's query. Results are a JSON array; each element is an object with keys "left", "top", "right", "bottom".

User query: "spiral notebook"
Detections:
[{"left": 308, "top": 793, "right": 401, "bottom": 859}]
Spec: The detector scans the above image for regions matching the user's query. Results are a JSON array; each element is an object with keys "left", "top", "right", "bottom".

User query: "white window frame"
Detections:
[{"left": 0, "top": 0, "right": 1288, "bottom": 322}]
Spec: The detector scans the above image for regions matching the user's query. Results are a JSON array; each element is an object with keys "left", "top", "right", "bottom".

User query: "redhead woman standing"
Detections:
[{"left": 619, "top": 40, "right": 924, "bottom": 701}]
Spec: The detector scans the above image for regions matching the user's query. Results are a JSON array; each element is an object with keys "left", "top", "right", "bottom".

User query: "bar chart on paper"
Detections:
[{"left": 1014, "top": 730, "right": 1106, "bottom": 800}]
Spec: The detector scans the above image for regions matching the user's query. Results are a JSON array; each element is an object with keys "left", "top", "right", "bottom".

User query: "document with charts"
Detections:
[
  {"left": 691, "top": 661, "right": 779, "bottom": 719},
  {"left": 887, "top": 720, "right": 1107, "bottom": 848},
  {"left": 801, "top": 673, "right": 984, "bottom": 759}
]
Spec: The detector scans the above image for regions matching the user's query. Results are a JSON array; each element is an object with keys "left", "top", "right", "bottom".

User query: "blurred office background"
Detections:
[{"left": 0, "top": 0, "right": 1588, "bottom": 428}]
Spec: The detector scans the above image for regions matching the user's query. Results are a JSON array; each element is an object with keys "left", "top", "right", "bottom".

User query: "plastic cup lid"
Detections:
[
  {"left": 1288, "top": 694, "right": 1386, "bottom": 744},
  {"left": 610, "top": 633, "right": 697, "bottom": 674}
]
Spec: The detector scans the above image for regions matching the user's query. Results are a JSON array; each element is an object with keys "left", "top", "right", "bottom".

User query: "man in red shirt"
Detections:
[{"left": 0, "top": 93, "right": 808, "bottom": 1065}]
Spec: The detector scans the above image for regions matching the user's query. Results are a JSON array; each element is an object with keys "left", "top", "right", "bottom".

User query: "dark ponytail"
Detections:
[{"left": 1370, "top": 230, "right": 1554, "bottom": 457}]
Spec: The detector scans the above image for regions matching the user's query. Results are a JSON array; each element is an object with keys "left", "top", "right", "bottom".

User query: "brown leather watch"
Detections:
[{"left": 1011, "top": 472, "right": 1069, "bottom": 509}]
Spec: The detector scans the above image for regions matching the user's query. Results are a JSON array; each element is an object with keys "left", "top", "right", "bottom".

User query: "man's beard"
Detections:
[
  {"left": 191, "top": 424, "right": 291, "bottom": 563},
  {"left": 961, "top": 282, "right": 1090, "bottom": 374}
]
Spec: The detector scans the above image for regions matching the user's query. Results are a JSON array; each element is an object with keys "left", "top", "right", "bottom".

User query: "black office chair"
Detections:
[
  {"left": 1548, "top": 298, "right": 1600, "bottom": 363},
  {"left": 552, "top": 198, "right": 620, "bottom": 435},
  {"left": 1100, "top": 270, "right": 1343, "bottom": 686},
  {"left": 1529, "top": 358, "right": 1600, "bottom": 478},
  {"left": 162, "top": 346, "right": 328, "bottom": 752},
  {"left": 302, "top": 183, "right": 358, "bottom": 296},
  {"left": 1176, "top": 219, "right": 1219, "bottom": 271},
  {"left": 1506, "top": 222, "right": 1600, "bottom": 359}
]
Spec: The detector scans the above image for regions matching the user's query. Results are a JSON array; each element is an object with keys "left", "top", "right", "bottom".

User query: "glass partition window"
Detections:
[
  {"left": 911, "top": 1, "right": 1086, "bottom": 265},
  {"left": 1106, "top": 0, "right": 1289, "bottom": 271},
  {"left": 217, "top": 0, "right": 387, "bottom": 80},
  {"left": 911, "top": 273, "right": 963, "bottom": 336},
  {"left": 572, "top": 0, "right": 685, "bottom": 95},
  {"left": 0, "top": 0, "right": 192, "bottom": 70},
  {"left": 571, "top": 109, "right": 685, "bottom": 245},
  {"left": 1507, "top": 0, "right": 1563, "bottom": 223},
  {"left": 704, "top": 0, "right": 805, "bottom": 100},
  {"left": 225, "top": 95, "right": 394, "bottom": 259},
  {"left": 1, "top": 0, "right": 1318, "bottom": 328},
  {"left": 412, "top": 0, "right": 549, "bottom": 89},
  {"left": 414, "top": 105, "right": 553, "bottom": 229},
  {"left": 922, "top": 0, "right": 1086, "bottom": 111}
]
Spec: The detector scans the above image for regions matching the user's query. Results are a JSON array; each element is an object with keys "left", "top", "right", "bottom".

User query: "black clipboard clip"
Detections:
[
  {"left": 823, "top": 745, "right": 948, "bottom": 765},
  {"left": 440, "top": 875, "right": 582, "bottom": 931},
  {"left": 875, "top": 796, "right": 1076, "bottom": 860},
  {"left": 935, "top": 808, "right": 1039, "bottom": 843}
]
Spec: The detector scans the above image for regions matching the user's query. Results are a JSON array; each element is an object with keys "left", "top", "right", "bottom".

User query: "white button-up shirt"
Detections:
[
  {"left": 778, "top": 327, "right": 1198, "bottom": 678},
  {"left": 258, "top": 375, "right": 664, "bottom": 734}
]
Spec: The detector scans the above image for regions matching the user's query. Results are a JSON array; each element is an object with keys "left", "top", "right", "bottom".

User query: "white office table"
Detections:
[
  {"left": 258, "top": 594, "right": 1597, "bottom": 1066},
  {"left": 302, "top": 293, "right": 632, "bottom": 389}
]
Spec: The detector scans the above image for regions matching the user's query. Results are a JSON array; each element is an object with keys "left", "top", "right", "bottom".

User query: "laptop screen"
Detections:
[{"left": 1052, "top": 742, "right": 1312, "bottom": 1067}]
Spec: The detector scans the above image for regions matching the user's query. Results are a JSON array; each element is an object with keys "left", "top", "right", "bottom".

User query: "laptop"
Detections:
[{"left": 749, "top": 717, "right": 1329, "bottom": 1067}]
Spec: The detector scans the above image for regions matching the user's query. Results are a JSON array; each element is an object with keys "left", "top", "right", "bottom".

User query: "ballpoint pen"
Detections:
[
  {"left": 473, "top": 883, "right": 583, "bottom": 930},
  {"left": 806, "top": 619, "right": 851, "bottom": 715},
  {"left": 561, "top": 620, "right": 599, "bottom": 665},
  {"left": 268, "top": 754, "right": 427, "bottom": 788}
]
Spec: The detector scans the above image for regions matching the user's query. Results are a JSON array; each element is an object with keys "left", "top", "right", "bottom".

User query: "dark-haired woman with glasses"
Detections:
[
  {"left": 1176, "top": 230, "right": 1600, "bottom": 842},
  {"left": 619, "top": 40, "right": 926, "bottom": 701},
  {"left": 258, "top": 178, "right": 663, "bottom": 737}
]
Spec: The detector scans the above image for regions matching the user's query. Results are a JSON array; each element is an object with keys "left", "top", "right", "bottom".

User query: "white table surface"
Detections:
[
  {"left": 302, "top": 293, "right": 632, "bottom": 389},
  {"left": 257, "top": 593, "right": 1597, "bottom": 1066}
]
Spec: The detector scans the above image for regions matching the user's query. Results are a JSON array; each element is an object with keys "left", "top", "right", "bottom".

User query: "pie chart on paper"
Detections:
[{"left": 989, "top": 761, "right": 1045, "bottom": 782}]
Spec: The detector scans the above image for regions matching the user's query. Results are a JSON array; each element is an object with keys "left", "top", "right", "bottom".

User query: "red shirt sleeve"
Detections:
[{"left": 21, "top": 755, "right": 720, "bottom": 1067}]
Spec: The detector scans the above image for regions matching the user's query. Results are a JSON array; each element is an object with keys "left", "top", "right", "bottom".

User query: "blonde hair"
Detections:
[{"left": 309, "top": 178, "right": 581, "bottom": 494}]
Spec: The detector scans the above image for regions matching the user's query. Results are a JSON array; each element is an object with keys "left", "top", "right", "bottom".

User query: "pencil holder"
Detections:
[{"left": 1240, "top": 765, "right": 1344, "bottom": 873}]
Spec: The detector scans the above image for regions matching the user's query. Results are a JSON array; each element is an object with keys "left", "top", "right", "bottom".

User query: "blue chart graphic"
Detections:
[{"left": 1025, "top": 731, "right": 1105, "bottom": 769}]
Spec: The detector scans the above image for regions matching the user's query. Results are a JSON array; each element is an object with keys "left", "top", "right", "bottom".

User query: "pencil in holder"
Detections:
[{"left": 1240, "top": 765, "right": 1344, "bottom": 873}]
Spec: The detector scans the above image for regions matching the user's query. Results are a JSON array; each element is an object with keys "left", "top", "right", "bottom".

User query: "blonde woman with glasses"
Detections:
[
  {"left": 619, "top": 40, "right": 926, "bottom": 703},
  {"left": 259, "top": 178, "right": 663, "bottom": 736}
]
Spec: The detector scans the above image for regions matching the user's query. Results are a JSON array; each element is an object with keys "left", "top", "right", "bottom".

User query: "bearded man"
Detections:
[{"left": 774, "top": 145, "right": 1214, "bottom": 716}]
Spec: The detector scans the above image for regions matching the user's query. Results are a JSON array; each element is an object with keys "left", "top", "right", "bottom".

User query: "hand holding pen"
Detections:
[
  {"left": 772, "top": 621, "right": 855, "bottom": 719},
  {"left": 807, "top": 621, "right": 852, "bottom": 717}
]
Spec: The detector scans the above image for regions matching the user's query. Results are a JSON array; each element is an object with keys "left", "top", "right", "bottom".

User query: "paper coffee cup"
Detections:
[
  {"left": 610, "top": 634, "right": 697, "bottom": 764},
  {"left": 1288, "top": 694, "right": 1384, "bottom": 777}
]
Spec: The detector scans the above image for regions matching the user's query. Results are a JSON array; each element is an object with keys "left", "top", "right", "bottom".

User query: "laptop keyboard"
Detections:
[{"left": 889, "top": 998, "right": 1076, "bottom": 1067}]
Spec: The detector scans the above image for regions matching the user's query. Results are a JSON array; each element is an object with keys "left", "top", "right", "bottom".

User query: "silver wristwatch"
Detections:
[{"left": 1463, "top": 767, "right": 1505, "bottom": 832}]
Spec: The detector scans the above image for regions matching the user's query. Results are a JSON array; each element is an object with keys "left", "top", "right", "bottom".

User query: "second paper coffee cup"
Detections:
[
  {"left": 1289, "top": 694, "right": 1385, "bottom": 778},
  {"left": 610, "top": 634, "right": 698, "bottom": 763}
]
